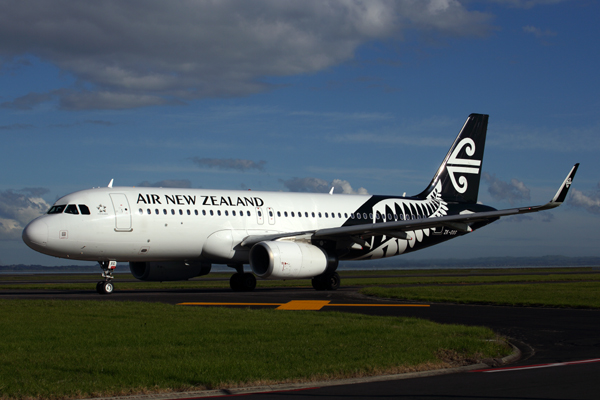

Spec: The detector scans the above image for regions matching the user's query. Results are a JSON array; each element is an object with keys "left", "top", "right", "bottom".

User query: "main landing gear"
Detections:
[
  {"left": 311, "top": 272, "right": 340, "bottom": 291},
  {"left": 96, "top": 261, "right": 116, "bottom": 295},
  {"left": 229, "top": 265, "right": 257, "bottom": 292}
]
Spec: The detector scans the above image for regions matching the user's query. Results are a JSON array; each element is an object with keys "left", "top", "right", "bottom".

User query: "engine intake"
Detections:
[
  {"left": 129, "top": 260, "right": 211, "bottom": 281},
  {"left": 249, "top": 241, "right": 330, "bottom": 279}
]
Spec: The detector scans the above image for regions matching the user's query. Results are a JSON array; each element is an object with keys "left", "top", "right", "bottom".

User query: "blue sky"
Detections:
[{"left": 1, "top": 0, "right": 599, "bottom": 266}]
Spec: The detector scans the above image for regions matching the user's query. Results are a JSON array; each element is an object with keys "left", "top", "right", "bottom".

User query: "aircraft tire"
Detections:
[
  {"left": 241, "top": 273, "right": 257, "bottom": 291},
  {"left": 96, "top": 281, "right": 104, "bottom": 294},
  {"left": 98, "top": 281, "right": 114, "bottom": 295},
  {"left": 311, "top": 276, "right": 327, "bottom": 291},
  {"left": 230, "top": 273, "right": 242, "bottom": 291},
  {"left": 326, "top": 272, "right": 340, "bottom": 291}
]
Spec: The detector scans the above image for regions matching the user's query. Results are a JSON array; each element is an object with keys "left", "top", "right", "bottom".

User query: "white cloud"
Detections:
[
  {"left": 0, "top": 0, "right": 492, "bottom": 110},
  {"left": 569, "top": 186, "right": 600, "bottom": 215},
  {"left": 191, "top": 158, "right": 267, "bottom": 172},
  {"left": 523, "top": 25, "right": 557, "bottom": 38},
  {"left": 482, "top": 172, "right": 531, "bottom": 205},
  {"left": 490, "top": 0, "right": 566, "bottom": 9},
  {"left": 0, "top": 189, "right": 50, "bottom": 240},
  {"left": 137, "top": 180, "right": 192, "bottom": 189},
  {"left": 282, "top": 177, "right": 368, "bottom": 194}
]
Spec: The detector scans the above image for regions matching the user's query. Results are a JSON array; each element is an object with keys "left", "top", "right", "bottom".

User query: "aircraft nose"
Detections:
[{"left": 22, "top": 219, "right": 49, "bottom": 248}]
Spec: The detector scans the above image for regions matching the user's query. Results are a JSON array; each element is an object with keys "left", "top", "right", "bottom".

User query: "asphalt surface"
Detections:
[{"left": 2, "top": 279, "right": 599, "bottom": 399}]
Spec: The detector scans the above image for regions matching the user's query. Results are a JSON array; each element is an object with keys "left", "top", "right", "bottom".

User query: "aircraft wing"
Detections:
[{"left": 241, "top": 164, "right": 579, "bottom": 247}]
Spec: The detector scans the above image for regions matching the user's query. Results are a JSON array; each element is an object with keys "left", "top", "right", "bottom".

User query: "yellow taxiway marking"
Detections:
[
  {"left": 276, "top": 300, "right": 332, "bottom": 310},
  {"left": 178, "top": 301, "right": 430, "bottom": 310}
]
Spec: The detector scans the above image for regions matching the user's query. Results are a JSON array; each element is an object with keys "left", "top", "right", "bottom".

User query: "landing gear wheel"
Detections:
[
  {"left": 97, "top": 281, "right": 114, "bottom": 295},
  {"left": 312, "top": 272, "right": 340, "bottom": 291},
  {"left": 311, "top": 276, "right": 327, "bottom": 291},
  {"left": 96, "top": 261, "right": 117, "bottom": 294},
  {"left": 326, "top": 272, "right": 340, "bottom": 291},
  {"left": 230, "top": 273, "right": 256, "bottom": 292},
  {"left": 240, "top": 273, "right": 256, "bottom": 291}
]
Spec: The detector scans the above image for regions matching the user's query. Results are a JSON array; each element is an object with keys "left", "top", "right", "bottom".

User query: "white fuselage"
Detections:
[
  {"left": 22, "top": 185, "right": 454, "bottom": 264},
  {"left": 23, "top": 187, "right": 370, "bottom": 263}
]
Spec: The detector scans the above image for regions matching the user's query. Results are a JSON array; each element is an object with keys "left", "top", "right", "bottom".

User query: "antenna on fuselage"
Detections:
[
  {"left": 329, "top": 187, "right": 334, "bottom": 195},
  {"left": 108, "top": 179, "right": 114, "bottom": 188}
]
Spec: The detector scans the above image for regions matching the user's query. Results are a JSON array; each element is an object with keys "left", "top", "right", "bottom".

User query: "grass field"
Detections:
[
  {"left": 362, "top": 281, "right": 600, "bottom": 308},
  {"left": 0, "top": 300, "right": 509, "bottom": 399},
  {"left": 1, "top": 268, "right": 598, "bottom": 291}
]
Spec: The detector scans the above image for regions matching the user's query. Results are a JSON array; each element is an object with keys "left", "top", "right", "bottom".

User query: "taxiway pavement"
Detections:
[{"left": 2, "top": 282, "right": 599, "bottom": 399}]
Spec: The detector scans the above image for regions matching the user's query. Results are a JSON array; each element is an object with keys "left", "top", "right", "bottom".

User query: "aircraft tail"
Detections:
[{"left": 416, "top": 114, "right": 488, "bottom": 204}]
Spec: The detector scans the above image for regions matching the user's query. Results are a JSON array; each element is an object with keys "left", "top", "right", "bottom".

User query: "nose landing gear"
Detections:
[{"left": 96, "top": 261, "right": 116, "bottom": 295}]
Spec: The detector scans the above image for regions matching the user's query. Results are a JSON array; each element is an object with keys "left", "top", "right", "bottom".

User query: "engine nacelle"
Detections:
[
  {"left": 129, "top": 260, "right": 211, "bottom": 281},
  {"left": 249, "top": 241, "right": 329, "bottom": 279}
]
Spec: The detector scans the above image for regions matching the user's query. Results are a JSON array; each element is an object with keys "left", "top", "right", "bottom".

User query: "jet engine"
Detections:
[
  {"left": 129, "top": 260, "right": 211, "bottom": 281},
  {"left": 249, "top": 241, "right": 330, "bottom": 279}
]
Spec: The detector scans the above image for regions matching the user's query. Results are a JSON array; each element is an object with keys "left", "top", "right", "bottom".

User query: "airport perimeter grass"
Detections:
[
  {"left": 0, "top": 300, "right": 508, "bottom": 399},
  {"left": 1, "top": 269, "right": 599, "bottom": 291},
  {"left": 362, "top": 281, "right": 600, "bottom": 308}
]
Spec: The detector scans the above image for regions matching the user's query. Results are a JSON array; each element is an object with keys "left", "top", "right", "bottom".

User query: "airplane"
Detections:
[{"left": 22, "top": 114, "right": 579, "bottom": 295}]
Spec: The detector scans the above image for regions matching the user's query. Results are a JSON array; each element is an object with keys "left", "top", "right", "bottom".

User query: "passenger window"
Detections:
[
  {"left": 195, "top": 210, "right": 198, "bottom": 215},
  {"left": 138, "top": 208, "right": 143, "bottom": 215},
  {"left": 65, "top": 204, "right": 79, "bottom": 215},
  {"left": 203, "top": 210, "right": 207, "bottom": 216},
  {"left": 284, "top": 211, "right": 288, "bottom": 217},
  {"left": 171, "top": 209, "right": 175, "bottom": 215},
  {"left": 318, "top": 212, "right": 322, "bottom": 218},
  {"left": 277, "top": 211, "right": 281, "bottom": 217},
  {"left": 155, "top": 209, "right": 159, "bottom": 215},
  {"left": 147, "top": 209, "right": 151, "bottom": 215},
  {"left": 187, "top": 210, "right": 190, "bottom": 215},
  {"left": 298, "top": 212, "right": 302, "bottom": 218},
  {"left": 180, "top": 209, "right": 183, "bottom": 215},
  {"left": 344, "top": 213, "right": 348, "bottom": 218},
  {"left": 247, "top": 211, "right": 251, "bottom": 216},
  {"left": 225, "top": 210, "right": 229, "bottom": 216},
  {"left": 305, "top": 212, "right": 308, "bottom": 217},
  {"left": 48, "top": 205, "right": 66, "bottom": 214},
  {"left": 291, "top": 212, "right": 295, "bottom": 217},
  {"left": 232, "top": 210, "right": 236, "bottom": 216},
  {"left": 78, "top": 205, "right": 91, "bottom": 215},
  {"left": 356, "top": 213, "right": 361, "bottom": 219},
  {"left": 269, "top": 211, "right": 273, "bottom": 217},
  {"left": 163, "top": 209, "right": 167, "bottom": 215}
]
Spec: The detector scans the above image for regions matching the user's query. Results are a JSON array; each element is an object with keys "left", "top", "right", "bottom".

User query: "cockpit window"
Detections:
[
  {"left": 48, "top": 205, "right": 66, "bottom": 214},
  {"left": 78, "top": 205, "right": 91, "bottom": 215},
  {"left": 65, "top": 204, "right": 79, "bottom": 215}
]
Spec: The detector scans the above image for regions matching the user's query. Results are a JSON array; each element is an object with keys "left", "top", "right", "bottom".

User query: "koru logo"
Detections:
[{"left": 447, "top": 138, "right": 481, "bottom": 193}]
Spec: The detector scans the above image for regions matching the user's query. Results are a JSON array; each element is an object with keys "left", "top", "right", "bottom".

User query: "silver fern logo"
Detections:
[{"left": 447, "top": 138, "right": 481, "bottom": 193}]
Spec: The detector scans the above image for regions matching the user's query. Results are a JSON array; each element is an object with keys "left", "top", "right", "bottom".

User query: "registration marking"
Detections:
[{"left": 178, "top": 301, "right": 430, "bottom": 310}]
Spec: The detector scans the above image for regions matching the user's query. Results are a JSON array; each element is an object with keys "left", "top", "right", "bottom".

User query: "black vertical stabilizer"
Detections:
[{"left": 416, "top": 114, "right": 488, "bottom": 203}]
